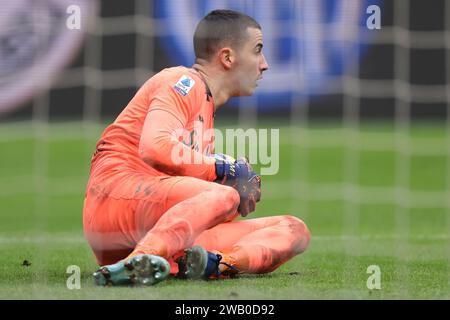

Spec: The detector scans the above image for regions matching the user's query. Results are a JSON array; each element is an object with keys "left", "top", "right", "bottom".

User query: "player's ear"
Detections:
[{"left": 218, "top": 47, "right": 234, "bottom": 70}]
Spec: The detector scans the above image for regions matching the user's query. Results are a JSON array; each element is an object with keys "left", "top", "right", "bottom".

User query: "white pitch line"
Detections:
[
  {"left": 0, "top": 234, "right": 449, "bottom": 245},
  {"left": 0, "top": 235, "right": 87, "bottom": 244},
  {"left": 311, "top": 234, "right": 450, "bottom": 241}
]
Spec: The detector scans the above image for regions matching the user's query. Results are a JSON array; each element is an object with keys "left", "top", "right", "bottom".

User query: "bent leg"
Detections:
[
  {"left": 129, "top": 177, "right": 240, "bottom": 260},
  {"left": 193, "top": 215, "right": 311, "bottom": 274}
]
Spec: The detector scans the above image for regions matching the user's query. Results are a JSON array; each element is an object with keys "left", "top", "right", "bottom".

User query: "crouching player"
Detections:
[{"left": 83, "top": 9, "right": 310, "bottom": 286}]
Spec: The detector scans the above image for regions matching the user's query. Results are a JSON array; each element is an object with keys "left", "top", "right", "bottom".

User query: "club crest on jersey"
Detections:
[{"left": 174, "top": 75, "right": 195, "bottom": 96}]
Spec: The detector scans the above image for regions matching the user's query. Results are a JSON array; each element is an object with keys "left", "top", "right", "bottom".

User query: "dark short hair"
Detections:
[{"left": 193, "top": 9, "right": 261, "bottom": 60}]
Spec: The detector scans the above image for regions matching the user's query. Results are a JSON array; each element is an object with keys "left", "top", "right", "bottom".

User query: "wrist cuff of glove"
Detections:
[{"left": 213, "top": 154, "right": 236, "bottom": 179}]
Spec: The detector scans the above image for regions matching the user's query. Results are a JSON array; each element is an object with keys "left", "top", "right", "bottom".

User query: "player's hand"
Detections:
[
  {"left": 213, "top": 154, "right": 261, "bottom": 217},
  {"left": 236, "top": 170, "right": 261, "bottom": 217}
]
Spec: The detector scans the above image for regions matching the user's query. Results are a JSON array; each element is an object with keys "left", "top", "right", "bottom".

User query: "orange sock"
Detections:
[{"left": 212, "top": 250, "right": 247, "bottom": 276}]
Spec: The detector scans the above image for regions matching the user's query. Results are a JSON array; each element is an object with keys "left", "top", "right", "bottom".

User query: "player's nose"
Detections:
[{"left": 260, "top": 53, "right": 269, "bottom": 72}]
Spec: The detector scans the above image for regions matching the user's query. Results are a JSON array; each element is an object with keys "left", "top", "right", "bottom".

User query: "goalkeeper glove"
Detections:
[
  {"left": 214, "top": 153, "right": 251, "bottom": 182},
  {"left": 213, "top": 154, "right": 261, "bottom": 217}
]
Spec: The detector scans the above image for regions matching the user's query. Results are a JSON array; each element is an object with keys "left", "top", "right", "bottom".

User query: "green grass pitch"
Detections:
[{"left": 0, "top": 120, "right": 449, "bottom": 299}]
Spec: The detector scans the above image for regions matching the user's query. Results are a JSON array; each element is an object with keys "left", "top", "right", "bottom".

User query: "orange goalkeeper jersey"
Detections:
[{"left": 90, "top": 66, "right": 217, "bottom": 181}]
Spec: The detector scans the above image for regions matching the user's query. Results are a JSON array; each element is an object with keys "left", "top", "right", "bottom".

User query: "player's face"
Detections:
[{"left": 234, "top": 27, "right": 269, "bottom": 96}]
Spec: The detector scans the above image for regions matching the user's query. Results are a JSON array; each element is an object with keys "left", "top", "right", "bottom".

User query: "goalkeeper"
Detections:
[{"left": 83, "top": 9, "right": 310, "bottom": 286}]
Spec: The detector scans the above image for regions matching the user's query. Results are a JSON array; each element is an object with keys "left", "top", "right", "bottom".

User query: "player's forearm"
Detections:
[
  {"left": 140, "top": 107, "right": 217, "bottom": 181},
  {"left": 139, "top": 134, "right": 216, "bottom": 181}
]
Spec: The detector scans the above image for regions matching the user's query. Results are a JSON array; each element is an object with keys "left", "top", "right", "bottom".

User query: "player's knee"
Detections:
[
  {"left": 281, "top": 215, "right": 311, "bottom": 253},
  {"left": 217, "top": 185, "right": 240, "bottom": 213}
]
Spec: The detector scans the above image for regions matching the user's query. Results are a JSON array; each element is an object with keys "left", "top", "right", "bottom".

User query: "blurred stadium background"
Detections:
[{"left": 0, "top": 0, "right": 449, "bottom": 299}]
